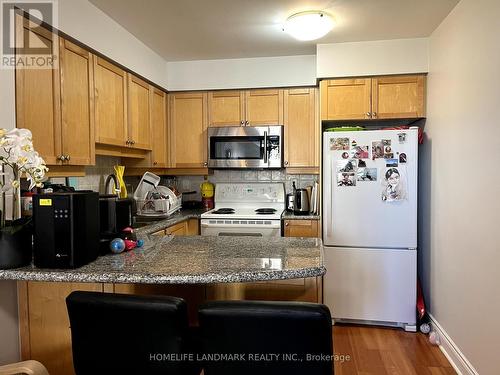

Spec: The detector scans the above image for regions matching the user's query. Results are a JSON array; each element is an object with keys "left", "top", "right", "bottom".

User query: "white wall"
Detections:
[
  {"left": 166, "top": 55, "right": 316, "bottom": 91},
  {"left": 58, "top": 0, "right": 168, "bottom": 87},
  {"left": 420, "top": 0, "right": 500, "bottom": 373},
  {"left": 316, "top": 38, "right": 429, "bottom": 78}
]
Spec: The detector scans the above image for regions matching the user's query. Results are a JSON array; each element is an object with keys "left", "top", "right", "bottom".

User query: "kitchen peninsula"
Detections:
[
  {"left": 0, "top": 235, "right": 325, "bottom": 284},
  {"left": 0, "top": 233, "right": 324, "bottom": 375}
]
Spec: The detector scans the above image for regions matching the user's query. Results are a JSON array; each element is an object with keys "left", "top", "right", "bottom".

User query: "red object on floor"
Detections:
[{"left": 417, "top": 279, "right": 426, "bottom": 321}]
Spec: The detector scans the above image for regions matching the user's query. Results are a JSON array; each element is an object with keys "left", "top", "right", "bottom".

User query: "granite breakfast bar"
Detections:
[{"left": 0, "top": 234, "right": 325, "bottom": 375}]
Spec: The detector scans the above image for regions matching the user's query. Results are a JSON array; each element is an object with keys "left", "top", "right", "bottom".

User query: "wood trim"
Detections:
[
  {"left": 95, "top": 143, "right": 147, "bottom": 158},
  {"left": 45, "top": 165, "right": 86, "bottom": 177},
  {"left": 285, "top": 167, "right": 320, "bottom": 175},
  {"left": 102, "top": 283, "right": 114, "bottom": 293},
  {"left": 17, "top": 281, "right": 31, "bottom": 360}
]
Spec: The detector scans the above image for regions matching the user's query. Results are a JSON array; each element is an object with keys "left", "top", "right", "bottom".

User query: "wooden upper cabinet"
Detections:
[
  {"left": 284, "top": 88, "right": 318, "bottom": 168},
  {"left": 320, "top": 78, "right": 371, "bottom": 120},
  {"left": 94, "top": 57, "right": 128, "bottom": 147},
  {"left": 15, "top": 17, "right": 61, "bottom": 165},
  {"left": 371, "top": 75, "right": 426, "bottom": 119},
  {"left": 127, "top": 74, "right": 152, "bottom": 150},
  {"left": 59, "top": 39, "right": 95, "bottom": 165},
  {"left": 245, "top": 89, "right": 284, "bottom": 126},
  {"left": 150, "top": 87, "right": 168, "bottom": 167},
  {"left": 207, "top": 89, "right": 284, "bottom": 127},
  {"left": 169, "top": 92, "right": 208, "bottom": 168},
  {"left": 320, "top": 75, "right": 427, "bottom": 121},
  {"left": 208, "top": 91, "right": 245, "bottom": 126}
]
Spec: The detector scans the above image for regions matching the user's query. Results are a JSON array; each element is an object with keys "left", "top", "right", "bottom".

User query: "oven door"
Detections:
[
  {"left": 207, "top": 126, "right": 283, "bottom": 168},
  {"left": 200, "top": 220, "right": 281, "bottom": 238}
]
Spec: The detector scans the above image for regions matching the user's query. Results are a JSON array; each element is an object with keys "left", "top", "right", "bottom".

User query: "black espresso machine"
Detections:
[{"left": 33, "top": 191, "right": 100, "bottom": 268}]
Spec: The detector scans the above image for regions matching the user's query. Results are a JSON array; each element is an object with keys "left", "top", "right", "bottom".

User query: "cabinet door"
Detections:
[
  {"left": 320, "top": 78, "right": 371, "bottom": 120},
  {"left": 150, "top": 87, "right": 168, "bottom": 167},
  {"left": 284, "top": 219, "right": 319, "bottom": 238},
  {"left": 165, "top": 221, "right": 188, "bottom": 235},
  {"left": 169, "top": 92, "right": 208, "bottom": 168},
  {"left": 208, "top": 90, "right": 245, "bottom": 127},
  {"left": 245, "top": 89, "right": 283, "bottom": 126},
  {"left": 371, "top": 75, "right": 426, "bottom": 119},
  {"left": 25, "top": 281, "right": 103, "bottom": 375},
  {"left": 15, "top": 17, "right": 61, "bottom": 165},
  {"left": 59, "top": 39, "right": 95, "bottom": 165},
  {"left": 94, "top": 57, "right": 128, "bottom": 147},
  {"left": 128, "top": 74, "right": 152, "bottom": 150},
  {"left": 284, "top": 88, "right": 318, "bottom": 168}
]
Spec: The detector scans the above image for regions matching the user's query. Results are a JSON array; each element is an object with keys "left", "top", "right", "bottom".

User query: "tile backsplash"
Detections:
[
  {"left": 50, "top": 156, "right": 121, "bottom": 194},
  {"left": 156, "top": 170, "right": 319, "bottom": 199}
]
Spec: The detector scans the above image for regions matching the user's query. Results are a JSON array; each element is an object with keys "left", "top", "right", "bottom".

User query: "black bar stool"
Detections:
[
  {"left": 66, "top": 291, "right": 201, "bottom": 375},
  {"left": 198, "top": 300, "right": 333, "bottom": 375}
]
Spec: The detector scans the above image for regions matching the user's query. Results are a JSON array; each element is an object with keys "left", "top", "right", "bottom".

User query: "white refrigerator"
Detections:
[{"left": 322, "top": 128, "right": 418, "bottom": 331}]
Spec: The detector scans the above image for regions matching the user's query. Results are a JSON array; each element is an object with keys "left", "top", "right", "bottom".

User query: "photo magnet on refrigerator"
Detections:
[
  {"left": 386, "top": 158, "right": 398, "bottom": 168},
  {"left": 337, "top": 172, "right": 356, "bottom": 186},
  {"left": 399, "top": 153, "right": 407, "bottom": 163},
  {"left": 372, "top": 141, "right": 384, "bottom": 159},
  {"left": 398, "top": 133, "right": 407, "bottom": 143},
  {"left": 330, "top": 138, "right": 349, "bottom": 150},
  {"left": 337, "top": 159, "right": 358, "bottom": 173},
  {"left": 382, "top": 167, "right": 407, "bottom": 202},
  {"left": 357, "top": 168, "right": 378, "bottom": 182},
  {"left": 351, "top": 145, "right": 369, "bottom": 159}
]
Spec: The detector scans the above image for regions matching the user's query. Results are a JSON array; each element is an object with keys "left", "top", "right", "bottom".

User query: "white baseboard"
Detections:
[{"left": 428, "top": 314, "right": 478, "bottom": 375}]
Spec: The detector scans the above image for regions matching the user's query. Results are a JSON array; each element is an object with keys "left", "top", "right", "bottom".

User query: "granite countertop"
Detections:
[
  {"left": 134, "top": 208, "right": 207, "bottom": 236},
  {"left": 281, "top": 211, "right": 321, "bottom": 220},
  {"left": 0, "top": 236, "right": 325, "bottom": 284}
]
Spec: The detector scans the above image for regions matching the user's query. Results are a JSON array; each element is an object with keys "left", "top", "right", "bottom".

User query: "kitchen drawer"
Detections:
[{"left": 284, "top": 219, "right": 319, "bottom": 238}]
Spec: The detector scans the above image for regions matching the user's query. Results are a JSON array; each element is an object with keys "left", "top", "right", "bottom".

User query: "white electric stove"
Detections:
[{"left": 200, "top": 182, "right": 285, "bottom": 238}]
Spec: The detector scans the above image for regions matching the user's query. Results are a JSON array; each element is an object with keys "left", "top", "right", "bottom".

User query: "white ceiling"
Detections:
[{"left": 89, "top": 0, "right": 459, "bottom": 62}]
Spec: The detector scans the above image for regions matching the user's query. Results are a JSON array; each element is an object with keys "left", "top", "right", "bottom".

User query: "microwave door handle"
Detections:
[{"left": 263, "top": 131, "right": 268, "bottom": 164}]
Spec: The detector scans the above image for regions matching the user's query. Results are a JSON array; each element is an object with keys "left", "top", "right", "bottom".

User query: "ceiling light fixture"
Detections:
[{"left": 283, "top": 11, "right": 335, "bottom": 41}]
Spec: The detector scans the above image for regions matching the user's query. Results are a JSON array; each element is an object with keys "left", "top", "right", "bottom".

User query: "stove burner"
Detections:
[
  {"left": 212, "top": 208, "right": 235, "bottom": 214},
  {"left": 255, "top": 208, "right": 277, "bottom": 215}
]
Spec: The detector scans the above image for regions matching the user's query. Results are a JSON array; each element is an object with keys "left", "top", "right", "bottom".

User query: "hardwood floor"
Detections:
[{"left": 333, "top": 325, "right": 456, "bottom": 375}]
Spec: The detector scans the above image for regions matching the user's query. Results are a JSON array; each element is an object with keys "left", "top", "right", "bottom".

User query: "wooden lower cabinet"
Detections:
[
  {"left": 18, "top": 281, "right": 103, "bottom": 375},
  {"left": 284, "top": 219, "right": 320, "bottom": 238},
  {"left": 151, "top": 218, "right": 199, "bottom": 237}
]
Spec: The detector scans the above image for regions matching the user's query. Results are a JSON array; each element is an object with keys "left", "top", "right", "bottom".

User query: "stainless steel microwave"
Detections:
[{"left": 207, "top": 125, "right": 283, "bottom": 169}]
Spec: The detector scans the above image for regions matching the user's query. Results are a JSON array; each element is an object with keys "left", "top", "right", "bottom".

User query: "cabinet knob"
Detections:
[
  {"left": 285, "top": 222, "right": 289, "bottom": 226},
  {"left": 58, "top": 155, "right": 66, "bottom": 161},
  {"left": 245, "top": 120, "right": 249, "bottom": 126},
  {"left": 125, "top": 140, "right": 130, "bottom": 146},
  {"left": 203, "top": 162, "right": 208, "bottom": 167},
  {"left": 131, "top": 140, "right": 136, "bottom": 145},
  {"left": 372, "top": 112, "right": 377, "bottom": 118},
  {"left": 153, "top": 161, "right": 158, "bottom": 166},
  {"left": 240, "top": 120, "right": 244, "bottom": 125},
  {"left": 365, "top": 112, "right": 371, "bottom": 118},
  {"left": 284, "top": 161, "right": 289, "bottom": 166},
  {"left": 65, "top": 155, "right": 71, "bottom": 161}
]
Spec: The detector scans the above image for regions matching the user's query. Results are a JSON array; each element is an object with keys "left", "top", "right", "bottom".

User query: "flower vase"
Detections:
[{"left": 0, "top": 217, "right": 33, "bottom": 269}]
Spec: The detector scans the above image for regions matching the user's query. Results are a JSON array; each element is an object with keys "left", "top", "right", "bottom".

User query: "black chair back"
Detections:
[
  {"left": 66, "top": 291, "right": 200, "bottom": 375},
  {"left": 198, "top": 300, "right": 333, "bottom": 375}
]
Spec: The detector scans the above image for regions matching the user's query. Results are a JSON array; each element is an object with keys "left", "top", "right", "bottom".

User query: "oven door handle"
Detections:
[{"left": 263, "top": 131, "right": 268, "bottom": 164}]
